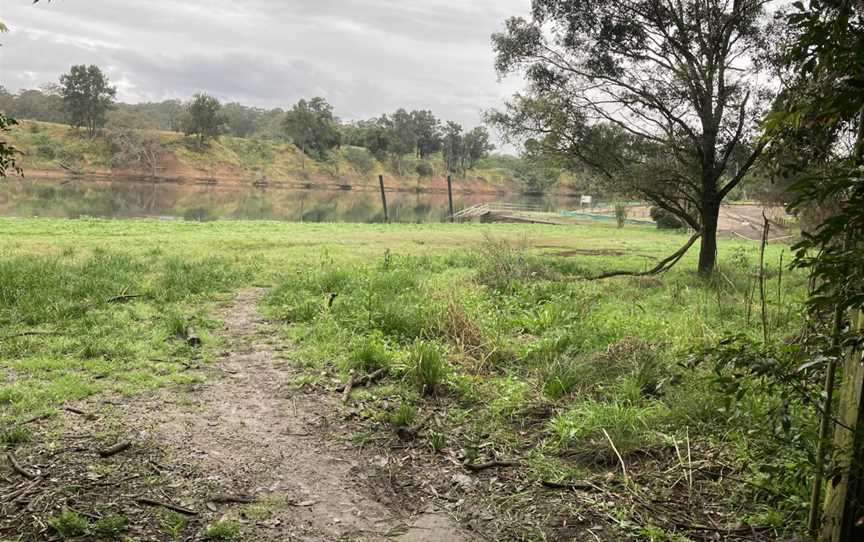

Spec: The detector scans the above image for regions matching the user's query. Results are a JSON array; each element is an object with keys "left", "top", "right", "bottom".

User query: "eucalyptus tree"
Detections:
[
  {"left": 490, "top": 0, "right": 775, "bottom": 276},
  {"left": 59, "top": 64, "right": 117, "bottom": 137},
  {"left": 282, "top": 97, "right": 341, "bottom": 160},
  {"left": 182, "top": 93, "right": 226, "bottom": 147}
]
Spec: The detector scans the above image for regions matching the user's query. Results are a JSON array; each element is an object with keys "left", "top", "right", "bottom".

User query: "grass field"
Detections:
[{"left": 0, "top": 218, "right": 811, "bottom": 540}]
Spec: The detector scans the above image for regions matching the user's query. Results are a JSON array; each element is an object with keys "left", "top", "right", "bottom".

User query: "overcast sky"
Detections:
[{"left": 0, "top": 0, "right": 530, "bottom": 129}]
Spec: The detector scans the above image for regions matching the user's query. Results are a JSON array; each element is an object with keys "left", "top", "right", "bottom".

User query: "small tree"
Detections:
[
  {"left": 462, "top": 126, "right": 494, "bottom": 170},
  {"left": 0, "top": 113, "right": 21, "bottom": 178},
  {"left": 490, "top": 0, "right": 774, "bottom": 276},
  {"left": 59, "top": 64, "right": 116, "bottom": 137},
  {"left": 442, "top": 122, "right": 465, "bottom": 176},
  {"left": 108, "top": 128, "right": 162, "bottom": 177},
  {"left": 182, "top": 93, "right": 226, "bottom": 147},
  {"left": 282, "top": 97, "right": 341, "bottom": 162}
]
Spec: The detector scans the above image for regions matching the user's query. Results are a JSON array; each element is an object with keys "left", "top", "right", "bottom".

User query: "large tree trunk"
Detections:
[{"left": 698, "top": 199, "right": 721, "bottom": 276}]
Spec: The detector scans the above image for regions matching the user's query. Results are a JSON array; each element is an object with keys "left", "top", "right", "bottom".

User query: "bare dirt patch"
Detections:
[{"left": 2, "top": 289, "right": 472, "bottom": 541}]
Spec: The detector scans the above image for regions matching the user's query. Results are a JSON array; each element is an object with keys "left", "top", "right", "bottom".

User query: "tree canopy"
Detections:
[
  {"left": 182, "top": 93, "right": 226, "bottom": 146},
  {"left": 490, "top": 0, "right": 774, "bottom": 275},
  {"left": 282, "top": 97, "right": 341, "bottom": 159},
  {"left": 59, "top": 64, "right": 117, "bottom": 137}
]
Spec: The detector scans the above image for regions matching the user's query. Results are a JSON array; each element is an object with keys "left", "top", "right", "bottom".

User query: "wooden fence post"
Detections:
[
  {"left": 820, "top": 309, "right": 864, "bottom": 542},
  {"left": 378, "top": 174, "right": 389, "bottom": 223},
  {"left": 447, "top": 175, "right": 455, "bottom": 222}
]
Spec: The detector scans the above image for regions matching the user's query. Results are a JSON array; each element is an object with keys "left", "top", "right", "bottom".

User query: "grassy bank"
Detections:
[{"left": 0, "top": 218, "right": 809, "bottom": 540}]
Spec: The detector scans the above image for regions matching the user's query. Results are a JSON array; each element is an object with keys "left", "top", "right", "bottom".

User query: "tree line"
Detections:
[{"left": 0, "top": 65, "right": 493, "bottom": 176}]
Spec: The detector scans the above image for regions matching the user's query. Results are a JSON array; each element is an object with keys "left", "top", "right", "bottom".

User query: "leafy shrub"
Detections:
[
  {"left": 406, "top": 340, "right": 449, "bottom": 395},
  {"left": 183, "top": 206, "right": 215, "bottom": 222},
  {"left": 415, "top": 161, "right": 434, "bottom": 178},
  {"left": 649, "top": 206, "right": 685, "bottom": 229},
  {"left": 50, "top": 509, "right": 89, "bottom": 539},
  {"left": 343, "top": 146, "right": 376, "bottom": 176},
  {"left": 92, "top": 514, "right": 128, "bottom": 537},
  {"left": 475, "top": 237, "right": 550, "bottom": 291},
  {"left": 202, "top": 520, "right": 241, "bottom": 541}
]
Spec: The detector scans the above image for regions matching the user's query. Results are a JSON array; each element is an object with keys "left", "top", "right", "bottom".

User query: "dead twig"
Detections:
[
  {"left": 98, "top": 440, "right": 131, "bottom": 458},
  {"left": 603, "top": 428, "right": 628, "bottom": 481},
  {"left": 463, "top": 459, "right": 520, "bottom": 472},
  {"left": 63, "top": 406, "right": 89, "bottom": 416},
  {"left": 135, "top": 497, "right": 198, "bottom": 516},
  {"left": 106, "top": 294, "right": 144, "bottom": 304},
  {"left": 210, "top": 494, "right": 256, "bottom": 504},
  {"left": 540, "top": 480, "right": 596, "bottom": 491},
  {"left": 6, "top": 453, "right": 37, "bottom": 480},
  {"left": 335, "top": 367, "right": 387, "bottom": 393},
  {"left": 20, "top": 413, "right": 51, "bottom": 425}
]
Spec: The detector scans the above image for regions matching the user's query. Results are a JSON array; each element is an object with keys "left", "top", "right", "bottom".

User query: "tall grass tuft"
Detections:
[{"left": 405, "top": 340, "right": 449, "bottom": 395}]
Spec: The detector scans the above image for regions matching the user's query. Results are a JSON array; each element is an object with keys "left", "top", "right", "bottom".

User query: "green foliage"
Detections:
[
  {"left": 342, "top": 146, "right": 376, "bottom": 176},
  {"left": 202, "top": 520, "right": 241, "bottom": 541},
  {"left": 282, "top": 97, "right": 341, "bottom": 159},
  {"left": 346, "top": 333, "right": 391, "bottom": 373},
  {"left": 0, "top": 113, "right": 21, "bottom": 177},
  {"left": 405, "top": 340, "right": 449, "bottom": 395},
  {"left": 415, "top": 161, "right": 434, "bottom": 178},
  {"left": 50, "top": 509, "right": 89, "bottom": 539},
  {"left": 59, "top": 64, "right": 116, "bottom": 137},
  {"left": 649, "top": 207, "right": 685, "bottom": 230},
  {"left": 91, "top": 514, "right": 128, "bottom": 537},
  {"left": 0, "top": 425, "right": 31, "bottom": 447},
  {"left": 391, "top": 400, "right": 418, "bottom": 427},
  {"left": 551, "top": 400, "right": 666, "bottom": 457},
  {"left": 182, "top": 93, "right": 226, "bottom": 147}
]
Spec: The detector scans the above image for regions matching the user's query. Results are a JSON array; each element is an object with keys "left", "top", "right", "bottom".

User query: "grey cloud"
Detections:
[{"left": 0, "top": 0, "right": 529, "bottom": 129}]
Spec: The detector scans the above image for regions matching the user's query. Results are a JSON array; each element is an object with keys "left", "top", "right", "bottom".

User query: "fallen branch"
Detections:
[
  {"left": 63, "top": 406, "right": 88, "bottom": 416},
  {"left": 106, "top": 294, "right": 144, "bottom": 304},
  {"left": 98, "top": 440, "right": 131, "bottom": 458},
  {"left": 335, "top": 367, "right": 387, "bottom": 394},
  {"left": 463, "top": 459, "right": 520, "bottom": 472},
  {"left": 210, "top": 494, "right": 256, "bottom": 504},
  {"left": 20, "top": 413, "right": 51, "bottom": 425},
  {"left": 584, "top": 231, "right": 702, "bottom": 281},
  {"left": 6, "top": 453, "right": 37, "bottom": 479},
  {"left": 341, "top": 373, "right": 357, "bottom": 404},
  {"left": 135, "top": 497, "right": 198, "bottom": 516},
  {"left": 540, "top": 480, "right": 596, "bottom": 491}
]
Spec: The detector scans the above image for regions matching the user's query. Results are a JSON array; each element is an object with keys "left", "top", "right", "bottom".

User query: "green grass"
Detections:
[{"left": 0, "top": 217, "right": 810, "bottom": 538}]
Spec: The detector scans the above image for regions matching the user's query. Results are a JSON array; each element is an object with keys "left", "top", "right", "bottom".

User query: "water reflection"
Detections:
[{"left": 0, "top": 178, "right": 583, "bottom": 223}]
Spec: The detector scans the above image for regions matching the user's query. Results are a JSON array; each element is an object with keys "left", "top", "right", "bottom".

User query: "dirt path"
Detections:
[{"left": 130, "top": 288, "right": 469, "bottom": 541}]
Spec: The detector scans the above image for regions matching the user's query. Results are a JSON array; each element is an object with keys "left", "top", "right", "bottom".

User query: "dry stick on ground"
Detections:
[
  {"left": 63, "top": 406, "right": 88, "bottom": 416},
  {"left": 585, "top": 232, "right": 703, "bottom": 281},
  {"left": 602, "top": 429, "right": 628, "bottom": 481},
  {"left": 336, "top": 367, "right": 387, "bottom": 394},
  {"left": 135, "top": 497, "right": 198, "bottom": 516},
  {"left": 20, "top": 413, "right": 51, "bottom": 425},
  {"left": 106, "top": 294, "right": 143, "bottom": 304},
  {"left": 98, "top": 441, "right": 131, "bottom": 458},
  {"left": 540, "top": 480, "right": 596, "bottom": 491},
  {"left": 6, "top": 453, "right": 37, "bottom": 479},
  {"left": 463, "top": 459, "right": 520, "bottom": 472}
]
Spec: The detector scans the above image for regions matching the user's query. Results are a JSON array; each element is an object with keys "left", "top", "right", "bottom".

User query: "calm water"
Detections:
[{"left": 0, "top": 178, "right": 584, "bottom": 223}]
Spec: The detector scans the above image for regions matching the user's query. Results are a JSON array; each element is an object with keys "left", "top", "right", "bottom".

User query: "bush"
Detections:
[
  {"left": 415, "top": 161, "right": 434, "bottom": 178},
  {"left": 343, "top": 146, "right": 376, "bottom": 176},
  {"left": 649, "top": 206, "right": 685, "bottom": 229},
  {"left": 50, "top": 509, "right": 89, "bottom": 539}
]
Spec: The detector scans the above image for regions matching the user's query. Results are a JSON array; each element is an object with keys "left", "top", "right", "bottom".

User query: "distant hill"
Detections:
[{"left": 6, "top": 120, "right": 588, "bottom": 195}]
